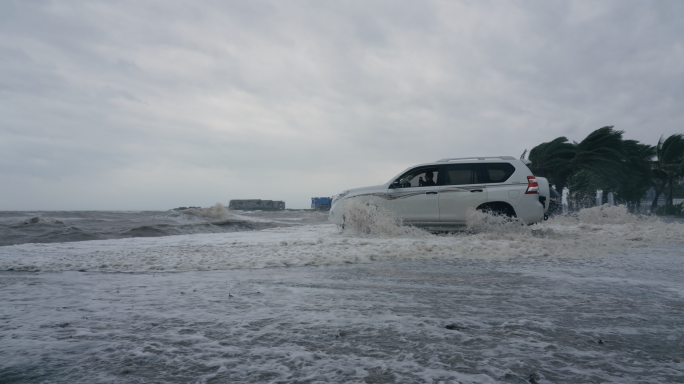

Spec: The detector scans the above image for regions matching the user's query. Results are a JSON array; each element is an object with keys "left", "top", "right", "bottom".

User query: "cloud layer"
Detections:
[{"left": 2, "top": 0, "right": 683, "bottom": 209}]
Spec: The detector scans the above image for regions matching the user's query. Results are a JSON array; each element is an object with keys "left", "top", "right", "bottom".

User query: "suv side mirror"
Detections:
[{"left": 391, "top": 180, "right": 401, "bottom": 189}]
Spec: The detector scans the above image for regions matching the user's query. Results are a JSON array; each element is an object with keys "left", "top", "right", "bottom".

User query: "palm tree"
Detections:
[
  {"left": 566, "top": 169, "right": 603, "bottom": 208},
  {"left": 651, "top": 134, "right": 684, "bottom": 211},
  {"left": 570, "top": 126, "right": 627, "bottom": 192},
  {"left": 614, "top": 140, "right": 655, "bottom": 211},
  {"left": 528, "top": 136, "right": 576, "bottom": 192}
]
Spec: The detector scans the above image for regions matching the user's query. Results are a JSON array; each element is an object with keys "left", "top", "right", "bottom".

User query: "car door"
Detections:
[
  {"left": 439, "top": 163, "right": 488, "bottom": 223},
  {"left": 481, "top": 162, "right": 520, "bottom": 204},
  {"left": 385, "top": 166, "right": 440, "bottom": 223}
]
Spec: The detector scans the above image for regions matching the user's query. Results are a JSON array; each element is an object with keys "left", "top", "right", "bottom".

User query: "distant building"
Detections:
[
  {"left": 311, "top": 197, "right": 332, "bottom": 210},
  {"left": 228, "top": 199, "right": 285, "bottom": 210}
]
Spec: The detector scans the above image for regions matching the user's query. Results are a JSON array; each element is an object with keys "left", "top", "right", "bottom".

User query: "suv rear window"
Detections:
[
  {"left": 442, "top": 164, "right": 479, "bottom": 185},
  {"left": 481, "top": 163, "right": 515, "bottom": 183}
]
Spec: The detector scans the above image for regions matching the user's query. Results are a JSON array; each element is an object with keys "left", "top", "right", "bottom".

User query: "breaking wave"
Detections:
[
  {"left": 13, "top": 216, "right": 65, "bottom": 226},
  {"left": 0, "top": 206, "right": 303, "bottom": 247},
  {"left": 175, "top": 203, "right": 229, "bottom": 219},
  {"left": 120, "top": 220, "right": 275, "bottom": 238}
]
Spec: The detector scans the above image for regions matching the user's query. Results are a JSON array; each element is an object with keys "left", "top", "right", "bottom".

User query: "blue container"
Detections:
[{"left": 311, "top": 197, "right": 332, "bottom": 210}]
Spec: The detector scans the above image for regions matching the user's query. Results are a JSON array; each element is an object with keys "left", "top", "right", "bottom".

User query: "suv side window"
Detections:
[
  {"left": 481, "top": 163, "right": 515, "bottom": 183},
  {"left": 395, "top": 166, "right": 439, "bottom": 188},
  {"left": 443, "top": 164, "right": 479, "bottom": 185}
]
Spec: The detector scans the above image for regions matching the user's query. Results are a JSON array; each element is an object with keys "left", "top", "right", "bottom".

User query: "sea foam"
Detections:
[{"left": 1, "top": 205, "right": 682, "bottom": 273}]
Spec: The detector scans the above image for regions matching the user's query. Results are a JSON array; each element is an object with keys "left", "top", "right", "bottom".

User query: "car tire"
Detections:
[{"left": 477, "top": 202, "right": 516, "bottom": 218}]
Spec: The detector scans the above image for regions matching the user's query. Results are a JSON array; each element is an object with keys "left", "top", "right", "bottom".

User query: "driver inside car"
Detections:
[{"left": 418, "top": 171, "right": 436, "bottom": 187}]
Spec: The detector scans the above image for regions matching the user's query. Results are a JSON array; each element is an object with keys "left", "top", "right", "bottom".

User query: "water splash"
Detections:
[
  {"left": 575, "top": 204, "right": 650, "bottom": 225},
  {"left": 464, "top": 208, "right": 529, "bottom": 237},
  {"left": 339, "top": 200, "right": 429, "bottom": 238}
]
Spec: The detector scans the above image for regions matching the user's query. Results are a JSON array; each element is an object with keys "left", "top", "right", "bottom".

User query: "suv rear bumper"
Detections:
[{"left": 514, "top": 195, "right": 545, "bottom": 224}]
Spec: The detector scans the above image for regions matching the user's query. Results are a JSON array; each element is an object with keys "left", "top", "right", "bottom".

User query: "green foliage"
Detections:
[
  {"left": 657, "top": 134, "right": 684, "bottom": 165},
  {"left": 570, "top": 126, "right": 627, "bottom": 191},
  {"left": 529, "top": 127, "right": 683, "bottom": 212},
  {"left": 528, "top": 136, "right": 575, "bottom": 191},
  {"left": 567, "top": 169, "right": 603, "bottom": 199},
  {"left": 655, "top": 203, "right": 684, "bottom": 216},
  {"left": 651, "top": 134, "right": 684, "bottom": 210},
  {"left": 530, "top": 127, "right": 626, "bottom": 198},
  {"left": 671, "top": 181, "right": 684, "bottom": 198},
  {"left": 614, "top": 140, "right": 655, "bottom": 205}
]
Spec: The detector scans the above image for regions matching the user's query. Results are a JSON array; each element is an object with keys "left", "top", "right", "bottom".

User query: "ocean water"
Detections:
[
  {"left": 0, "top": 206, "right": 330, "bottom": 246},
  {"left": 1, "top": 205, "right": 683, "bottom": 383}
]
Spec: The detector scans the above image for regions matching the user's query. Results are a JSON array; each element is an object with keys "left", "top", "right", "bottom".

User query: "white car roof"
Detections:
[
  {"left": 409, "top": 156, "right": 526, "bottom": 168},
  {"left": 387, "top": 156, "right": 529, "bottom": 184},
  {"left": 436, "top": 156, "right": 518, "bottom": 162}
]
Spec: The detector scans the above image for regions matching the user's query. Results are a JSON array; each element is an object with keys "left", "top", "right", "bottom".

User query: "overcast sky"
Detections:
[{"left": 2, "top": 0, "right": 683, "bottom": 210}]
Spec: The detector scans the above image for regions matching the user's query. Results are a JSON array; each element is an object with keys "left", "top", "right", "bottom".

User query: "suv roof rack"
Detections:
[{"left": 436, "top": 156, "right": 517, "bottom": 162}]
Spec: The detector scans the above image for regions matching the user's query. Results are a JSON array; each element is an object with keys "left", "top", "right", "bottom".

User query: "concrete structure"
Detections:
[
  {"left": 311, "top": 197, "right": 332, "bottom": 210},
  {"left": 228, "top": 199, "right": 285, "bottom": 210}
]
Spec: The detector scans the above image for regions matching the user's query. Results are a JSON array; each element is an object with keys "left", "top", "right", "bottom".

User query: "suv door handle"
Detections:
[
  {"left": 470, "top": 189, "right": 483, "bottom": 193},
  {"left": 425, "top": 191, "right": 438, "bottom": 195}
]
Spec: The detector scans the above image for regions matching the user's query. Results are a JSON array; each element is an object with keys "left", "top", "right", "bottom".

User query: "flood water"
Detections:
[{"left": 1, "top": 206, "right": 683, "bottom": 383}]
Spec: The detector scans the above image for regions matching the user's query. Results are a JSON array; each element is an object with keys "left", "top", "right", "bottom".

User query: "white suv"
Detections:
[{"left": 329, "top": 156, "right": 550, "bottom": 229}]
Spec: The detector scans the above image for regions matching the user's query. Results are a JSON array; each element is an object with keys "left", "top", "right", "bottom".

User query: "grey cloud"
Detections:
[{"left": 1, "top": 0, "right": 683, "bottom": 209}]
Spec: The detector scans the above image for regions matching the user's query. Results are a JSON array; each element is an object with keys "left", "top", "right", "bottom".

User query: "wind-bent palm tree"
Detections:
[
  {"left": 566, "top": 126, "right": 627, "bottom": 205},
  {"left": 528, "top": 136, "right": 575, "bottom": 192},
  {"left": 651, "top": 134, "right": 684, "bottom": 211},
  {"left": 566, "top": 169, "right": 602, "bottom": 207},
  {"left": 614, "top": 140, "right": 655, "bottom": 211}
]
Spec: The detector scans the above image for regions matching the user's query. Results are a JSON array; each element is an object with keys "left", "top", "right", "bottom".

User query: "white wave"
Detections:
[
  {"left": 339, "top": 200, "right": 429, "bottom": 238},
  {"left": 230, "top": 210, "right": 327, "bottom": 225},
  {"left": 575, "top": 204, "right": 651, "bottom": 224},
  {"left": 228, "top": 212, "right": 281, "bottom": 223},
  {"left": 178, "top": 203, "right": 230, "bottom": 219},
  {"left": 1, "top": 205, "right": 682, "bottom": 273},
  {"left": 464, "top": 208, "right": 529, "bottom": 237},
  {"left": 11, "top": 215, "right": 65, "bottom": 226}
]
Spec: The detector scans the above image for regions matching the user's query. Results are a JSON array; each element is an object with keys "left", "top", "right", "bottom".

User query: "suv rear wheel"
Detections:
[{"left": 476, "top": 202, "right": 516, "bottom": 218}]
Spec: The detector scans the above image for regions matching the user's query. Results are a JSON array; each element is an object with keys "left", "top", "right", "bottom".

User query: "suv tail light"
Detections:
[{"left": 526, "top": 176, "right": 539, "bottom": 194}]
